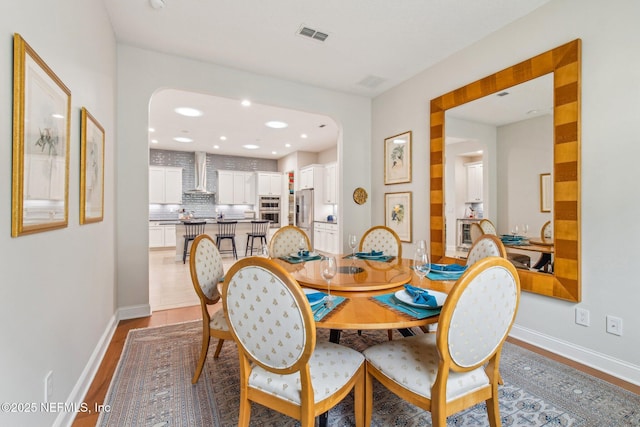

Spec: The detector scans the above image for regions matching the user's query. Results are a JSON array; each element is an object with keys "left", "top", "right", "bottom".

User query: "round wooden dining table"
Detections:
[{"left": 272, "top": 255, "right": 455, "bottom": 332}]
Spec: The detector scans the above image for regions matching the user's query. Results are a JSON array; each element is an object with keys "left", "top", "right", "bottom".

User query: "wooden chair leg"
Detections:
[
  {"left": 364, "top": 367, "right": 373, "bottom": 426},
  {"left": 213, "top": 338, "right": 224, "bottom": 358},
  {"left": 192, "top": 327, "right": 210, "bottom": 384},
  {"left": 387, "top": 329, "right": 394, "bottom": 340}
]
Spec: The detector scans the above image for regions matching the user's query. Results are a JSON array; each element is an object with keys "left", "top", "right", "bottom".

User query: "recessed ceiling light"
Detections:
[
  {"left": 213, "top": 145, "right": 220, "bottom": 149},
  {"left": 220, "top": 136, "right": 227, "bottom": 141},
  {"left": 265, "top": 121, "right": 288, "bottom": 129},
  {"left": 151, "top": 139, "right": 158, "bottom": 144},
  {"left": 272, "top": 151, "right": 277, "bottom": 155},
  {"left": 300, "top": 133, "right": 308, "bottom": 139},
  {"left": 173, "top": 136, "right": 193, "bottom": 143},
  {"left": 148, "top": 127, "right": 155, "bottom": 132},
  {"left": 285, "top": 143, "right": 291, "bottom": 148},
  {"left": 393, "top": 138, "right": 407, "bottom": 144},
  {"left": 174, "top": 107, "right": 203, "bottom": 117},
  {"left": 243, "top": 144, "right": 259, "bottom": 150},
  {"left": 241, "top": 99, "right": 251, "bottom": 107}
]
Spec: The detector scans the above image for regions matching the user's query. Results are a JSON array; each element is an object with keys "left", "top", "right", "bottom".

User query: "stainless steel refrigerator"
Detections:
[{"left": 295, "top": 189, "right": 314, "bottom": 248}]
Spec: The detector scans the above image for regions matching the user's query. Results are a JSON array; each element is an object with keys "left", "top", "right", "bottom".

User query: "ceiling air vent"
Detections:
[
  {"left": 357, "top": 75, "right": 387, "bottom": 89},
  {"left": 297, "top": 25, "right": 329, "bottom": 42}
]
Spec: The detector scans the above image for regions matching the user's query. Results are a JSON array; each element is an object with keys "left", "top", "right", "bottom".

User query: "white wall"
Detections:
[
  {"left": 116, "top": 46, "right": 372, "bottom": 312},
  {"left": 372, "top": 0, "right": 640, "bottom": 383},
  {"left": 0, "top": 1, "right": 117, "bottom": 426}
]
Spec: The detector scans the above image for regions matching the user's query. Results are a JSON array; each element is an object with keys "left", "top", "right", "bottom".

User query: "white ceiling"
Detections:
[{"left": 104, "top": 0, "right": 552, "bottom": 158}]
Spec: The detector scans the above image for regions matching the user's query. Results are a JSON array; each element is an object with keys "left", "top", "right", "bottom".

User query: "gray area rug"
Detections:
[{"left": 98, "top": 321, "right": 640, "bottom": 426}]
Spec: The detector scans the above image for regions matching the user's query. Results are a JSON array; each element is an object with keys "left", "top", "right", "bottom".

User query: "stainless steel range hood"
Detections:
[{"left": 185, "top": 151, "right": 213, "bottom": 194}]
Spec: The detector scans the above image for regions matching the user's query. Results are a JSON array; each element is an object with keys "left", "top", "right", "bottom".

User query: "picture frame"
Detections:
[
  {"left": 540, "top": 173, "right": 551, "bottom": 213},
  {"left": 11, "top": 33, "right": 71, "bottom": 237},
  {"left": 385, "top": 191, "right": 412, "bottom": 242},
  {"left": 384, "top": 131, "right": 412, "bottom": 184},
  {"left": 80, "top": 108, "right": 105, "bottom": 224}
]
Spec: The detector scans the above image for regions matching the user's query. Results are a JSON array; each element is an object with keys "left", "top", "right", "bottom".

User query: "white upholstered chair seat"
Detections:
[
  {"left": 363, "top": 334, "right": 489, "bottom": 402},
  {"left": 249, "top": 341, "right": 364, "bottom": 405},
  {"left": 209, "top": 309, "right": 229, "bottom": 331}
]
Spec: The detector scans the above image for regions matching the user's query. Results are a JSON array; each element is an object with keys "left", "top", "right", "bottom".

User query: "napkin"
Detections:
[
  {"left": 297, "top": 250, "right": 310, "bottom": 257},
  {"left": 356, "top": 250, "right": 384, "bottom": 257},
  {"left": 305, "top": 292, "right": 326, "bottom": 304},
  {"left": 428, "top": 263, "right": 467, "bottom": 273},
  {"left": 404, "top": 284, "right": 437, "bottom": 307}
]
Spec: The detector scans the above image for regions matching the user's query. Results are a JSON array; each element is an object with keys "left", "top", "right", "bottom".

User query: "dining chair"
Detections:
[
  {"left": 244, "top": 220, "right": 270, "bottom": 256},
  {"left": 363, "top": 256, "right": 521, "bottom": 427},
  {"left": 359, "top": 225, "right": 402, "bottom": 258},
  {"left": 268, "top": 225, "right": 311, "bottom": 258},
  {"left": 182, "top": 221, "right": 207, "bottom": 264},
  {"left": 221, "top": 257, "right": 365, "bottom": 427},
  {"left": 189, "top": 234, "right": 233, "bottom": 384},
  {"left": 469, "top": 222, "right": 484, "bottom": 244},
  {"left": 466, "top": 234, "right": 507, "bottom": 266},
  {"left": 477, "top": 218, "right": 530, "bottom": 268},
  {"left": 215, "top": 220, "right": 238, "bottom": 260}
]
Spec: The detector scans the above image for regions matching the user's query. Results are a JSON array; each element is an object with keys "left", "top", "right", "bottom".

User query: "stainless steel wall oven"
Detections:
[{"left": 259, "top": 196, "right": 281, "bottom": 228}]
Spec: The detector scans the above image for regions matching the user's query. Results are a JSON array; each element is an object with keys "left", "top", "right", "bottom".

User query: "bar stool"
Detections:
[
  {"left": 245, "top": 220, "right": 270, "bottom": 256},
  {"left": 215, "top": 220, "right": 238, "bottom": 259},
  {"left": 182, "top": 221, "right": 207, "bottom": 264}
]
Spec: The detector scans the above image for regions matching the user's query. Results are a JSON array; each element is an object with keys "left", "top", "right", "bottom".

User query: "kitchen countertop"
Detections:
[
  {"left": 314, "top": 220, "right": 338, "bottom": 225},
  {"left": 150, "top": 218, "right": 258, "bottom": 225}
]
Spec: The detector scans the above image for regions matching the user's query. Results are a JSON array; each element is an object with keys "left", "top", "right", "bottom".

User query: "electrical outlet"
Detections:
[
  {"left": 44, "top": 371, "right": 53, "bottom": 403},
  {"left": 575, "top": 307, "right": 590, "bottom": 326},
  {"left": 606, "top": 315, "right": 623, "bottom": 336}
]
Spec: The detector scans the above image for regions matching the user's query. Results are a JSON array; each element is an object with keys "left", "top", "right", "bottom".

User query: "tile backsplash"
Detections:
[{"left": 149, "top": 149, "right": 277, "bottom": 220}]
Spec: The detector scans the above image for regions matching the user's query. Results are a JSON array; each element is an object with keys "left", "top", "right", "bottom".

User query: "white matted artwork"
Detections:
[
  {"left": 80, "top": 107, "right": 105, "bottom": 224},
  {"left": 385, "top": 191, "right": 412, "bottom": 242},
  {"left": 384, "top": 131, "right": 412, "bottom": 184}
]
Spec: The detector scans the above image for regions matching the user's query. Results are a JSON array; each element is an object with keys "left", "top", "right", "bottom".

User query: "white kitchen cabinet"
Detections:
[
  {"left": 218, "top": 171, "right": 255, "bottom": 204},
  {"left": 323, "top": 163, "right": 337, "bottom": 204},
  {"left": 466, "top": 162, "right": 483, "bottom": 203},
  {"left": 149, "top": 166, "right": 183, "bottom": 204},
  {"left": 149, "top": 222, "right": 177, "bottom": 248},
  {"left": 299, "top": 165, "right": 324, "bottom": 190},
  {"left": 257, "top": 172, "right": 282, "bottom": 196},
  {"left": 313, "top": 222, "right": 338, "bottom": 253}
]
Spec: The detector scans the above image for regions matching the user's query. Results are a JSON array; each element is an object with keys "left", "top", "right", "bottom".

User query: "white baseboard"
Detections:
[
  {"left": 510, "top": 324, "right": 640, "bottom": 386},
  {"left": 117, "top": 304, "right": 152, "bottom": 321},
  {"left": 55, "top": 314, "right": 119, "bottom": 427}
]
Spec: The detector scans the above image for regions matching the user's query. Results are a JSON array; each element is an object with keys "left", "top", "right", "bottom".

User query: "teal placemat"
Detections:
[
  {"left": 279, "top": 255, "right": 322, "bottom": 264},
  {"left": 312, "top": 295, "right": 346, "bottom": 321},
  {"left": 411, "top": 265, "right": 463, "bottom": 281},
  {"left": 354, "top": 255, "right": 395, "bottom": 262},
  {"left": 373, "top": 293, "right": 440, "bottom": 319}
]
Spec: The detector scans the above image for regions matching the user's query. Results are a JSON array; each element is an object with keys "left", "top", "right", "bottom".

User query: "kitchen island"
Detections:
[{"left": 169, "top": 219, "right": 277, "bottom": 261}]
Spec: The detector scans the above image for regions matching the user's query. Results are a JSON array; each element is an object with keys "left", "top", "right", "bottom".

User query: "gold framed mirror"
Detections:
[{"left": 430, "top": 39, "right": 581, "bottom": 302}]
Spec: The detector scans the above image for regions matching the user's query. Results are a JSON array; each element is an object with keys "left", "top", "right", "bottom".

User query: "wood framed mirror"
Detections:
[{"left": 430, "top": 39, "right": 581, "bottom": 302}]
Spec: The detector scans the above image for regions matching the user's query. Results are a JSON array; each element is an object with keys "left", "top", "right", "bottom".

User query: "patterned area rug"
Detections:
[{"left": 98, "top": 321, "right": 640, "bottom": 426}]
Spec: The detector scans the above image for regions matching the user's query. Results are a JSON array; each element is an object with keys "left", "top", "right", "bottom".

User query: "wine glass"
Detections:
[
  {"left": 348, "top": 234, "right": 358, "bottom": 257},
  {"left": 298, "top": 237, "right": 307, "bottom": 256},
  {"left": 260, "top": 245, "right": 269, "bottom": 258},
  {"left": 417, "top": 239, "right": 427, "bottom": 256},
  {"left": 511, "top": 224, "right": 519, "bottom": 236},
  {"left": 413, "top": 249, "right": 430, "bottom": 284},
  {"left": 320, "top": 256, "right": 337, "bottom": 307},
  {"left": 521, "top": 224, "right": 529, "bottom": 237}
]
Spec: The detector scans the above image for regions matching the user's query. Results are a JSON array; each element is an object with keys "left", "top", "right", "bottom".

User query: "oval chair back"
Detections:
[
  {"left": 268, "top": 225, "right": 311, "bottom": 259},
  {"left": 466, "top": 234, "right": 506, "bottom": 266},
  {"left": 478, "top": 219, "right": 497, "bottom": 235},
  {"left": 359, "top": 225, "right": 402, "bottom": 258}
]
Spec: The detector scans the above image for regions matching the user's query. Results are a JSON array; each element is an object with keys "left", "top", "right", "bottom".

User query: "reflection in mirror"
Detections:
[
  {"left": 444, "top": 75, "right": 554, "bottom": 275},
  {"left": 430, "top": 39, "right": 581, "bottom": 302}
]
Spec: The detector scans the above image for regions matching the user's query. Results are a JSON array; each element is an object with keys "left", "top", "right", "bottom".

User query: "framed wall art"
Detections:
[
  {"left": 384, "top": 130, "right": 412, "bottom": 184},
  {"left": 385, "top": 191, "right": 412, "bottom": 242},
  {"left": 80, "top": 108, "right": 105, "bottom": 224},
  {"left": 540, "top": 173, "right": 551, "bottom": 213},
  {"left": 11, "top": 33, "right": 71, "bottom": 237}
]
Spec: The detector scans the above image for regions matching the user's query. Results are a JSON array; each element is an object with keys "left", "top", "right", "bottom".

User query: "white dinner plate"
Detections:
[
  {"left": 290, "top": 251, "right": 319, "bottom": 259},
  {"left": 395, "top": 289, "right": 447, "bottom": 308},
  {"left": 303, "top": 288, "right": 325, "bottom": 306}
]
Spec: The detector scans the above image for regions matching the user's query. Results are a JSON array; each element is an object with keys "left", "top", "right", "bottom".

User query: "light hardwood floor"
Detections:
[
  {"left": 73, "top": 251, "right": 639, "bottom": 426},
  {"left": 149, "top": 247, "right": 239, "bottom": 311}
]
